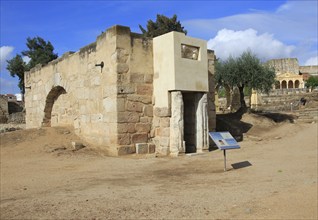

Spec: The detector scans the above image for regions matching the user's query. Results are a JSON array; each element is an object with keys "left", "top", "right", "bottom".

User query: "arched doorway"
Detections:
[
  {"left": 295, "top": 80, "right": 300, "bottom": 88},
  {"left": 288, "top": 80, "right": 293, "bottom": 88},
  {"left": 42, "top": 86, "right": 66, "bottom": 127},
  {"left": 282, "top": 80, "right": 287, "bottom": 89}
]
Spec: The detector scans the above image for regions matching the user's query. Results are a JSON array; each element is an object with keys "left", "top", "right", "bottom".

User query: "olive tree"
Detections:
[{"left": 215, "top": 51, "right": 276, "bottom": 113}]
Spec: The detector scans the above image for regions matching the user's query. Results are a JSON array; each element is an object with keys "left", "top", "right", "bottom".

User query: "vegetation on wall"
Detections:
[
  {"left": 6, "top": 37, "right": 58, "bottom": 94},
  {"left": 139, "top": 14, "right": 187, "bottom": 38}
]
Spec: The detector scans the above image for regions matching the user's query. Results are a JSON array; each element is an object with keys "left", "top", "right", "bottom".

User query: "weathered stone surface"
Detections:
[
  {"left": 154, "top": 107, "right": 171, "bottom": 117},
  {"left": 117, "top": 146, "right": 136, "bottom": 155},
  {"left": 117, "top": 85, "right": 135, "bottom": 94},
  {"left": 127, "top": 95, "right": 152, "bottom": 104},
  {"left": 117, "top": 133, "right": 131, "bottom": 145},
  {"left": 117, "top": 112, "right": 139, "bottom": 123},
  {"left": 152, "top": 116, "right": 160, "bottom": 127},
  {"left": 116, "top": 63, "right": 129, "bottom": 74},
  {"left": 111, "top": 49, "right": 129, "bottom": 63},
  {"left": 117, "top": 74, "right": 130, "bottom": 84},
  {"left": 135, "top": 123, "right": 151, "bottom": 133},
  {"left": 195, "top": 93, "right": 208, "bottom": 152},
  {"left": 117, "top": 98, "right": 126, "bottom": 112},
  {"left": 117, "top": 123, "right": 136, "bottom": 133},
  {"left": 170, "top": 91, "right": 184, "bottom": 154},
  {"left": 126, "top": 101, "right": 143, "bottom": 112},
  {"left": 143, "top": 105, "right": 153, "bottom": 117},
  {"left": 158, "top": 146, "right": 169, "bottom": 155},
  {"left": 155, "top": 127, "right": 170, "bottom": 137},
  {"left": 148, "top": 143, "right": 156, "bottom": 154},
  {"left": 131, "top": 133, "right": 148, "bottom": 144},
  {"left": 137, "top": 85, "right": 153, "bottom": 95},
  {"left": 159, "top": 117, "right": 170, "bottom": 127},
  {"left": 136, "top": 143, "right": 148, "bottom": 154},
  {"left": 130, "top": 73, "right": 144, "bottom": 83},
  {"left": 139, "top": 117, "right": 149, "bottom": 123},
  {"left": 144, "top": 74, "right": 153, "bottom": 83},
  {"left": 159, "top": 136, "right": 169, "bottom": 147}
]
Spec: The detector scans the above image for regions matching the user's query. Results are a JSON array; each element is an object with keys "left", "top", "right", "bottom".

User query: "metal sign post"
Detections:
[
  {"left": 223, "top": 150, "right": 226, "bottom": 171},
  {"left": 209, "top": 132, "right": 240, "bottom": 172}
]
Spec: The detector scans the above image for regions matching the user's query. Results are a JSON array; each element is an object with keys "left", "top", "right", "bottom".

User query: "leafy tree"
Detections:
[
  {"left": 6, "top": 55, "right": 27, "bottom": 93},
  {"left": 305, "top": 76, "right": 318, "bottom": 90},
  {"left": 139, "top": 14, "right": 187, "bottom": 38},
  {"left": 22, "top": 37, "right": 58, "bottom": 70},
  {"left": 6, "top": 37, "right": 58, "bottom": 94},
  {"left": 215, "top": 51, "right": 276, "bottom": 113}
]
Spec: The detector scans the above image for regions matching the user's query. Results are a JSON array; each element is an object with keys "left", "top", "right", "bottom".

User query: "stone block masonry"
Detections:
[
  {"left": 24, "top": 25, "right": 216, "bottom": 156},
  {"left": 0, "top": 95, "right": 9, "bottom": 123}
]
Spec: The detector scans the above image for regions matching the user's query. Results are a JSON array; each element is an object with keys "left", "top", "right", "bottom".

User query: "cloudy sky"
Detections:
[{"left": 1, "top": 0, "right": 317, "bottom": 94}]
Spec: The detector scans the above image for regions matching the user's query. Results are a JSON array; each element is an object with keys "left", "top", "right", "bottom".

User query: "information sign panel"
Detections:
[
  {"left": 209, "top": 132, "right": 240, "bottom": 150},
  {"left": 209, "top": 132, "right": 240, "bottom": 171}
]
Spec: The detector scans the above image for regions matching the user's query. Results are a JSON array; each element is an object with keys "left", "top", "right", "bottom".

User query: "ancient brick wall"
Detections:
[
  {"left": 24, "top": 25, "right": 216, "bottom": 156},
  {"left": 25, "top": 26, "right": 155, "bottom": 155},
  {"left": 267, "top": 58, "right": 300, "bottom": 75},
  {"left": 299, "top": 65, "right": 318, "bottom": 75},
  {"left": 0, "top": 95, "right": 9, "bottom": 123},
  {"left": 113, "top": 27, "right": 154, "bottom": 155}
]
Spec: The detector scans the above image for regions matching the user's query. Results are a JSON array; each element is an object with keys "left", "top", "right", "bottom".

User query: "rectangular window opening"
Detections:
[{"left": 181, "top": 44, "right": 200, "bottom": 60}]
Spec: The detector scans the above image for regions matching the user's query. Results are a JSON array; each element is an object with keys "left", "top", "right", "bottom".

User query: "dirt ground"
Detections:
[{"left": 0, "top": 114, "right": 317, "bottom": 219}]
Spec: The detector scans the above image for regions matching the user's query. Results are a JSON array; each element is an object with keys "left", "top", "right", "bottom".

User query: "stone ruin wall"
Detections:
[
  {"left": 25, "top": 26, "right": 154, "bottom": 155},
  {"left": 0, "top": 95, "right": 9, "bottom": 123},
  {"left": 25, "top": 25, "right": 216, "bottom": 156},
  {"left": 299, "top": 65, "right": 318, "bottom": 75},
  {"left": 267, "top": 58, "right": 299, "bottom": 75}
]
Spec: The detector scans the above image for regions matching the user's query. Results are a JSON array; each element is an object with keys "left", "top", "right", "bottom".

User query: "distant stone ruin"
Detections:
[
  {"left": 0, "top": 95, "right": 9, "bottom": 123},
  {"left": 24, "top": 25, "right": 216, "bottom": 156},
  {"left": 266, "top": 58, "right": 318, "bottom": 89}
]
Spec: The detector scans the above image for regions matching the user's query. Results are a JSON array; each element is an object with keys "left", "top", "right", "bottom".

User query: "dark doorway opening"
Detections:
[{"left": 182, "top": 92, "right": 197, "bottom": 153}]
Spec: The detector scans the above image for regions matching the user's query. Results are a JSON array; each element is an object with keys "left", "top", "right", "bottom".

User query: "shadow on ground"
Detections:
[
  {"left": 253, "top": 112, "right": 296, "bottom": 123},
  {"left": 216, "top": 112, "right": 252, "bottom": 142},
  {"left": 215, "top": 111, "right": 295, "bottom": 145}
]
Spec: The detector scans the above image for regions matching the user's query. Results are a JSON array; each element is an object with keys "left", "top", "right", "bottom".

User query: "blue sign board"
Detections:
[{"left": 209, "top": 132, "right": 240, "bottom": 150}]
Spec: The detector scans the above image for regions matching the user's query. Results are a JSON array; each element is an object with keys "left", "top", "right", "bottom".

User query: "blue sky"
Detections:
[{"left": 1, "top": 0, "right": 317, "bottom": 94}]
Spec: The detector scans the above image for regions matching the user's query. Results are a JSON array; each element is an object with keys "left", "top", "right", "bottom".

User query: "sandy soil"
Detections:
[{"left": 0, "top": 114, "right": 317, "bottom": 219}]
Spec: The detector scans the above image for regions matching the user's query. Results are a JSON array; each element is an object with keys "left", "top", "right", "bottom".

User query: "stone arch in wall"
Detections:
[
  {"left": 288, "top": 80, "right": 293, "bottom": 88},
  {"left": 295, "top": 80, "right": 300, "bottom": 88},
  {"left": 42, "top": 86, "right": 66, "bottom": 127},
  {"left": 282, "top": 80, "right": 287, "bottom": 89}
]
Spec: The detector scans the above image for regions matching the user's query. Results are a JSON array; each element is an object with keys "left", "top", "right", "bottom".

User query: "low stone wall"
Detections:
[
  {"left": 8, "top": 112, "right": 26, "bottom": 124},
  {"left": 254, "top": 91, "right": 318, "bottom": 112}
]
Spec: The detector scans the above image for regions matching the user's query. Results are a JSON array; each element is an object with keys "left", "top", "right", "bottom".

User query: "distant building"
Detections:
[{"left": 266, "top": 58, "right": 318, "bottom": 89}]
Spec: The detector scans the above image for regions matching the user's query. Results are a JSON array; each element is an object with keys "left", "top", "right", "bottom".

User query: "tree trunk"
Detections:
[
  {"left": 237, "top": 86, "right": 247, "bottom": 115},
  {"left": 224, "top": 84, "right": 232, "bottom": 109}
]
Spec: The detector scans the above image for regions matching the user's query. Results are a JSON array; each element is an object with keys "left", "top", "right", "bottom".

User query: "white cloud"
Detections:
[
  {"left": 184, "top": 1, "right": 317, "bottom": 64},
  {"left": 22, "top": 56, "right": 31, "bottom": 64},
  {"left": 208, "top": 29, "right": 295, "bottom": 61},
  {"left": 305, "top": 56, "right": 318, "bottom": 66},
  {"left": 0, "top": 46, "right": 14, "bottom": 69}
]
